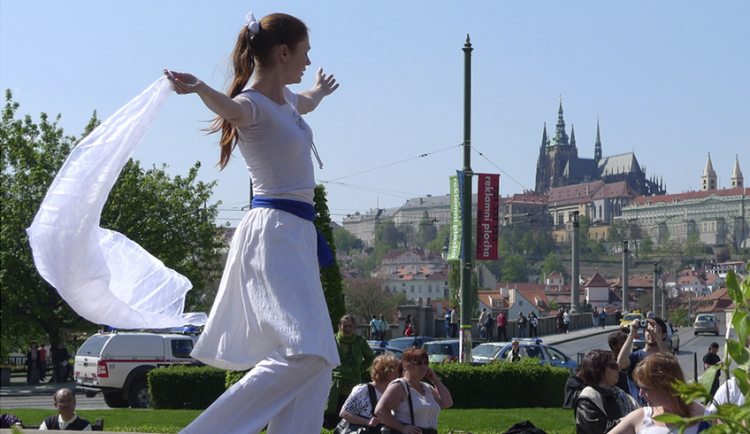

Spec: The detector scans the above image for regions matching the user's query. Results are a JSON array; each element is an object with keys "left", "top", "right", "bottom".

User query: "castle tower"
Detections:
[
  {"left": 731, "top": 155, "right": 744, "bottom": 188},
  {"left": 552, "top": 98, "right": 570, "bottom": 147},
  {"left": 594, "top": 118, "right": 602, "bottom": 162},
  {"left": 535, "top": 123, "right": 550, "bottom": 192},
  {"left": 702, "top": 153, "right": 717, "bottom": 191}
]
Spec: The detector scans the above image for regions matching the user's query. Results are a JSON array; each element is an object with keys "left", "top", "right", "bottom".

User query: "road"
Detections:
[{"left": 553, "top": 326, "right": 735, "bottom": 381}]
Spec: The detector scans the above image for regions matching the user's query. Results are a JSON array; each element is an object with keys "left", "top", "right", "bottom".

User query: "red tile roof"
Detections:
[
  {"left": 583, "top": 272, "right": 610, "bottom": 288},
  {"left": 628, "top": 187, "right": 749, "bottom": 207},
  {"left": 548, "top": 270, "right": 563, "bottom": 278},
  {"left": 591, "top": 181, "right": 640, "bottom": 200},
  {"left": 695, "top": 288, "right": 733, "bottom": 313},
  {"left": 507, "top": 193, "right": 549, "bottom": 205},
  {"left": 547, "top": 181, "right": 603, "bottom": 205}
]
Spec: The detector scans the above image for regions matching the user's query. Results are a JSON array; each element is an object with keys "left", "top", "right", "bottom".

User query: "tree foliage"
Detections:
[
  {"left": 541, "top": 253, "right": 566, "bottom": 279},
  {"left": 314, "top": 185, "right": 346, "bottom": 331},
  {"left": 343, "top": 278, "right": 393, "bottom": 325},
  {"left": 501, "top": 254, "right": 528, "bottom": 283},
  {"left": 333, "top": 227, "right": 362, "bottom": 254},
  {"left": 1, "top": 90, "right": 225, "bottom": 353}
]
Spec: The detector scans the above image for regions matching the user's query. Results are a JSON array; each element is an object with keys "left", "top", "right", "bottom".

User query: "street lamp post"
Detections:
[
  {"left": 571, "top": 212, "right": 581, "bottom": 314},
  {"left": 652, "top": 262, "right": 659, "bottom": 317},
  {"left": 622, "top": 240, "right": 629, "bottom": 313},
  {"left": 459, "top": 35, "right": 474, "bottom": 362}
]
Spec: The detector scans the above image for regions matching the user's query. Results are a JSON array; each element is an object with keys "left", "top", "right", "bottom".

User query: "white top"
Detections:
[
  {"left": 638, "top": 407, "right": 698, "bottom": 434},
  {"left": 39, "top": 414, "right": 92, "bottom": 431},
  {"left": 235, "top": 88, "right": 316, "bottom": 205},
  {"left": 391, "top": 380, "right": 441, "bottom": 429},
  {"left": 190, "top": 87, "right": 338, "bottom": 370},
  {"left": 342, "top": 383, "right": 383, "bottom": 419},
  {"left": 706, "top": 377, "right": 745, "bottom": 413}
]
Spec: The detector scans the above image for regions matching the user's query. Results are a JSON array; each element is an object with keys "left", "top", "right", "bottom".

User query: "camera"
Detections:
[{"left": 639, "top": 320, "right": 648, "bottom": 327}]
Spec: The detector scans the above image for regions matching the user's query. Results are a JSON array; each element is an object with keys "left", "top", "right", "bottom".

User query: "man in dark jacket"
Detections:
[{"left": 40, "top": 389, "right": 91, "bottom": 430}]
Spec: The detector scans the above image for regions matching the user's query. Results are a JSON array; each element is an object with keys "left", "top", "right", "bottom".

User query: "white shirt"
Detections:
[
  {"left": 39, "top": 414, "right": 92, "bottom": 431},
  {"left": 706, "top": 377, "right": 745, "bottom": 413}
]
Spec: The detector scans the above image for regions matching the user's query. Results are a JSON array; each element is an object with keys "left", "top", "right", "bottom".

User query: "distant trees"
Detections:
[
  {"left": 541, "top": 253, "right": 565, "bottom": 278},
  {"left": 343, "top": 278, "right": 394, "bottom": 325},
  {"left": 333, "top": 227, "right": 362, "bottom": 254},
  {"left": 502, "top": 254, "right": 528, "bottom": 283}
]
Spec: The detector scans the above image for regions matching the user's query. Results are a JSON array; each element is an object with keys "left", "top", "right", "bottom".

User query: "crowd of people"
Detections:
[{"left": 25, "top": 342, "right": 73, "bottom": 384}]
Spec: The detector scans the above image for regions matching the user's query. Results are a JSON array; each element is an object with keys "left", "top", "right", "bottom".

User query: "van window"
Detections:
[
  {"left": 171, "top": 340, "right": 194, "bottom": 359},
  {"left": 76, "top": 335, "right": 111, "bottom": 357},
  {"left": 425, "top": 343, "right": 454, "bottom": 356},
  {"left": 524, "top": 346, "right": 544, "bottom": 360}
]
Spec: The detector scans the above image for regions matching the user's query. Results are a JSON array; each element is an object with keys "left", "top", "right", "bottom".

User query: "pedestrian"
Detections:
[
  {"left": 26, "top": 342, "right": 41, "bottom": 384},
  {"left": 52, "top": 342, "right": 70, "bottom": 383},
  {"left": 165, "top": 12, "right": 341, "bottom": 434},
  {"left": 600, "top": 309, "right": 607, "bottom": 329},
  {"left": 517, "top": 312, "right": 527, "bottom": 338},
  {"left": 497, "top": 312, "right": 508, "bottom": 342},
  {"left": 370, "top": 315, "right": 382, "bottom": 341},
  {"left": 557, "top": 309, "right": 565, "bottom": 334},
  {"left": 528, "top": 312, "right": 538, "bottom": 338},
  {"left": 324, "top": 315, "right": 376, "bottom": 429},
  {"left": 404, "top": 323, "right": 415, "bottom": 337},
  {"left": 615, "top": 310, "right": 622, "bottom": 325},
  {"left": 616, "top": 317, "right": 670, "bottom": 405},
  {"left": 564, "top": 309, "right": 571, "bottom": 334},
  {"left": 403, "top": 314, "right": 412, "bottom": 336},
  {"left": 379, "top": 314, "right": 389, "bottom": 341},
  {"left": 593, "top": 308, "right": 599, "bottom": 328},
  {"left": 702, "top": 342, "right": 722, "bottom": 397},
  {"left": 39, "top": 345, "right": 48, "bottom": 382},
  {"left": 509, "top": 340, "right": 524, "bottom": 363},
  {"left": 450, "top": 308, "right": 458, "bottom": 338},
  {"left": 444, "top": 310, "right": 452, "bottom": 338},
  {"left": 478, "top": 308, "right": 487, "bottom": 337},
  {"left": 485, "top": 313, "right": 494, "bottom": 342}
]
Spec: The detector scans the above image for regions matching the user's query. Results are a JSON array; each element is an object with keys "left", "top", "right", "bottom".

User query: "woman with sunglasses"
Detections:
[
  {"left": 374, "top": 348, "right": 452, "bottom": 434},
  {"left": 575, "top": 350, "right": 640, "bottom": 434}
]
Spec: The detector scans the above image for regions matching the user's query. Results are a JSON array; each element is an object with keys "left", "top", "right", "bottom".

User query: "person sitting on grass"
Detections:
[{"left": 40, "top": 388, "right": 92, "bottom": 431}]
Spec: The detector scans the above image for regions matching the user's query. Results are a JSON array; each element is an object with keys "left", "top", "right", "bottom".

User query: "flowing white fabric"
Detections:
[{"left": 26, "top": 77, "right": 207, "bottom": 329}]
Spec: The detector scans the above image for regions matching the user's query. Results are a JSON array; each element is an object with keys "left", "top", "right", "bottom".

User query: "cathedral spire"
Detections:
[
  {"left": 702, "top": 153, "right": 717, "bottom": 191},
  {"left": 552, "top": 95, "right": 570, "bottom": 147},
  {"left": 731, "top": 154, "right": 744, "bottom": 188},
  {"left": 570, "top": 125, "right": 576, "bottom": 147},
  {"left": 594, "top": 117, "right": 602, "bottom": 162}
]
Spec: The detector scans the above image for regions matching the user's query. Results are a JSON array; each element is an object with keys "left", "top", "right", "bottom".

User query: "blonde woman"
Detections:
[{"left": 338, "top": 354, "right": 400, "bottom": 433}]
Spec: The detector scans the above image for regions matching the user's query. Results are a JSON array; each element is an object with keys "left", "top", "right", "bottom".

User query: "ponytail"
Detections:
[{"left": 205, "top": 13, "right": 309, "bottom": 171}]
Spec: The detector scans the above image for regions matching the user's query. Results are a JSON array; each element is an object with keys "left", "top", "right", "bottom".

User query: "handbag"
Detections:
[
  {"left": 380, "top": 380, "right": 415, "bottom": 434},
  {"left": 334, "top": 384, "right": 379, "bottom": 434}
]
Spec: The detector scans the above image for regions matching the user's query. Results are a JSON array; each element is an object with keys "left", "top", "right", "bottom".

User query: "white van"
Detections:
[{"left": 75, "top": 330, "right": 201, "bottom": 408}]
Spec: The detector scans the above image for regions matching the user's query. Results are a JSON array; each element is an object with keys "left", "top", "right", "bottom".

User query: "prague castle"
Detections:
[{"left": 534, "top": 99, "right": 665, "bottom": 197}]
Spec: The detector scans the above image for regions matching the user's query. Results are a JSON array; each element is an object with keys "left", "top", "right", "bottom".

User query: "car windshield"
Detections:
[
  {"left": 425, "top": 344, "right": 454, "bottom": 356},
  {"left": 623, "top": 314, "right": 642, "bottom": 321},
  {"left": 387, "top": 339, "right": 414, "bottom": 350},
  {"left": 697, "top": 315, "right": 715, "bottom": 321},
  {"left": 473, "top": 345, "right": 502, "bottom": 358}
]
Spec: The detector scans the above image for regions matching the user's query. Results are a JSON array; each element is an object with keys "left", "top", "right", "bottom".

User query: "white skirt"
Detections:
[{"left": 191, "top": 208, "right": 339, "bottom": 370}]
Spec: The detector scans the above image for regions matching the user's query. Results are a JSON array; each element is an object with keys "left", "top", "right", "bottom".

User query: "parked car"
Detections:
[
  {"left": 422, "top": 339, "right": 482, "bottom": 363},
  {"left": 369, "top": 345, "right": 404, "bottom": 360},
  {"left": 75, "top": 330, "right": 201, "bottom": 408},
  {"left": 694, "top": 314, "right": 720, "bottom": 336},
  {"left": 619, "top": 312, "right": 644, "bottom": 327},
  {"left": 632, "top": 321, "right": 680, "bottom": 353},
  {"left": 386, "top": 336, "right": 436, "bottom": 351},
  {"left": 471, "top": 339, "right": 578, "bottom": 371}
]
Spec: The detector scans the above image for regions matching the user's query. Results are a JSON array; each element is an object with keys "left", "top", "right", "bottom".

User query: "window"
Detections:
[
  {"left": 545, "top": 347, "right": 567, "bottom": 362},
  {"left": 519, "top": 301, "right": 523, "bottom": 306},
  {"left": 525, "top": 346, "right": 544, "bottom": 360},
  {"left": 410, "top": 287, "right": 414, "bottom": 293},
  {"left": 171, "top": 340, "right": 194, "bottom": 359}
]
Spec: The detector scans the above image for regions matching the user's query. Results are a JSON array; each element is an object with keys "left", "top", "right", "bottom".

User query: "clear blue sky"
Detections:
[{"left": 2, "top": 1, "right": 748, "bottom": 225}]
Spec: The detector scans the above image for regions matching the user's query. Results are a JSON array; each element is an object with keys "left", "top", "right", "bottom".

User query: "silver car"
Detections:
[
  {"left": 694, "top": 314, "right": 720, "bottom": 336},
  {"left": 632, "top": 322, "right": 680, "bottom": 353}
]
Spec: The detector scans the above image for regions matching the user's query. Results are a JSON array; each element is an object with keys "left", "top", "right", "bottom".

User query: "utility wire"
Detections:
[
  {"left": 471, "top": 146, "right": 529, "bottom": 191},
  {"left": 325, "top": 144, "right": 461, "bottom": 182}
]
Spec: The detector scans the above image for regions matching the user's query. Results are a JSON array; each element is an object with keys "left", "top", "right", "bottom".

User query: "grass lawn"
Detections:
[{"left": 0, "top": 408, "right": 576, "bottom": 434}]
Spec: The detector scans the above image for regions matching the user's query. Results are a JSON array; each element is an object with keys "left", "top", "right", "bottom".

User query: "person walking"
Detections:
[
  {"left": 528, "top": 312, "right": 538, "bottom": 338},
  {"left": 403, "top": 314, "right": 412, "bottom": 336},
  {"left": 600, "top": 309, "right": 607, "bottom": 329},
  {"left": 450, "top": 308, "right": 458, "bottom": 338},
  {"left": 165, "top": 12, "right": 341, "bottom": 434},
  {"left": 702, "top": 342, "right": 722, "bottom": 397},
  {"left": 51, "top": 342, "right": 70, "bottom": 383},
  {"left": 557, "top": 309, "right": 565, "bottom": 334},
  {"left": 517, "top": 312, "right": 527, "bottom": 338},
  {"left": 593, "top": 308, "right": 599, "bottom": 328},
  {"left": 478, "top": 308, "right": 487, "bottom": 338},
  {"left": 497, "top": 312, "right": 508, "bottom": 342},
  {"left": 484, "top": 313, "right": 494, "bottom": 342},
  {"left": 379, "top": 315, "right": 389, "bottom": 341},
  {"left": 370, "top": 315, "right": 382, "bottom": 341},
  {"left": 564, "top": 309, "right": 571, "bottom": 334}
]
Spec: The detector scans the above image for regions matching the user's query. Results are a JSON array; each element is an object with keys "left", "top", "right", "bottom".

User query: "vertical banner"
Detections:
[
  {"left": 475, "top": 173, "right": 500, "bottom": 261},
  {"left": 447, "top": 174, "right": 462, "bottom": 261}
]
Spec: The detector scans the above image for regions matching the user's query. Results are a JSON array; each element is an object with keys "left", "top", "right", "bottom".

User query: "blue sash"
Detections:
[{"left": 251, "top": 196, "right": 335, "bottom": 268}]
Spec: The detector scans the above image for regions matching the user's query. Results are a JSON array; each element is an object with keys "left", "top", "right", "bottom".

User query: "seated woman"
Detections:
[
  {"left": 338, "top": 354, "right": 400, "bottom": 433},
  {"left": 575, "top": 349, "right": 639, "bottom": 434},
  {"left": 609, "top": 352, "right": 707, "bottom": 434},
  {"left": 374, "top": 348, "right": 452, "bottom": 434}
]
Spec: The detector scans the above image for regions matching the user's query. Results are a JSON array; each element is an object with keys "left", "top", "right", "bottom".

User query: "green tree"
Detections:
[
  {"left": 417, "top": 210, "right": 438, "bottom": 247},
  {"left": 425, "top": 225, "right": 450, "bottom": 253},
  {"left": 578, "top": 215, "right": 592, "bottom": 251},
  {"left": 1, "top": 91, "right": 224, "bottom": 352},
  {"left": 541, "top": 253, "right": 566, "bottom": 278},
  {"left": 447, "top": 262, "right": 480, "bottom": 313},
  {"left": 501, "top": 254, "right": 528, "bottom": 283},
  {"left": 314, "top": 185, "right": 346, "bottom": 331},
  {"left": 333, "top": 227, "right": 362, "bottom": 254},
  {"left": 343, "top": 278, "right": 393, "bottom": 327},
  {"left": 641, "top": 234, "right": 654, "bottom": 255},
  {"left": 548, "top": 299, "right": 559, "bottom": 311},
  {"left": 374, "top": 220, "right": 399, "bottom": 250},
  {"left": 685, "top": 233, "right": 704, "bottom": 256}
]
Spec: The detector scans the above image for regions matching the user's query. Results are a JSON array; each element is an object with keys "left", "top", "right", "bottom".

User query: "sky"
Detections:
[{"left": 2, "top": 1, "right": 748, "bottom": 226}]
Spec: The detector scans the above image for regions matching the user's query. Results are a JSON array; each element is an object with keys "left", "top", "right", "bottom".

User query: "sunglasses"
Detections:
[
  {"left": 606, "top": 362, "right": 619, "bottom": 370},
  {"left": 409, "top": 361, "right": 428, "bottom": 366}
]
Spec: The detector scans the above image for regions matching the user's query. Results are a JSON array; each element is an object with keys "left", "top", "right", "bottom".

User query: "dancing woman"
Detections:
[{"left": 165, "top": 12, "right": 340, "bottom": 434}]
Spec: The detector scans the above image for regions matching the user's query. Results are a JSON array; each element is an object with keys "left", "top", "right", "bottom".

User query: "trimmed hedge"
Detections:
[
  {"left": 431, "top": 359, "right": 570, "bottom": 409},
  {"left": 148, "top": 365, "right": 227, "bottom": 409},
  {"left": 150, "top": 360, "right": 568, "bottom": 410}
]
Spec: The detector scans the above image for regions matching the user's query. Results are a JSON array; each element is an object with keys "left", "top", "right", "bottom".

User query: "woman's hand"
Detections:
[
  {"left": 424, "top": 368, "right": 438, "bottom": 383},
  {"left": 163, "top": 70, "right": 206, "bottom": 95},
  {"left": 368, "top": 417, "right": 380, "bottom": 427},
  {"left": 313, "top": 67, "right": 339, "bottom": 96}
]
